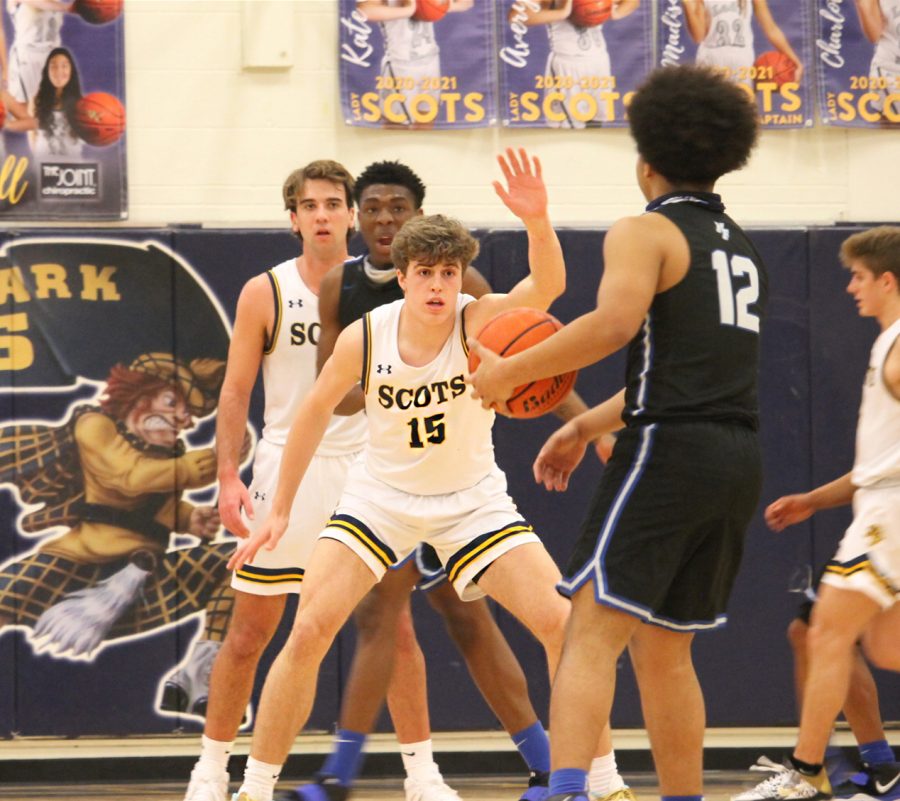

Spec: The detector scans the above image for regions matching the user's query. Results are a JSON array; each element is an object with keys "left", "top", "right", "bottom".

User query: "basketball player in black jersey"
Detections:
[
  {"left": 288, "top": 161, "right": 629, "bottom": 801},
  {"left": 469, "top": 65, "right": 767, "bottom": 801}
]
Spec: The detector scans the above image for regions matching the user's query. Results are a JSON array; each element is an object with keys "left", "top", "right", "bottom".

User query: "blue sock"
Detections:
[
  {"left": 549, "top": 768, "right": 588, "bottom": 796},
  {"left": 512, "top": 721, "right": 551, "bottom": 773},
  {"left": 859, "top": 740, "right": 895, "bottom": 766},
  {"left": 320, "top": 729, "right": 367, "bottom": 786},
  {"left": 662, "top": 796, "right": 703, "bottom": 801}
]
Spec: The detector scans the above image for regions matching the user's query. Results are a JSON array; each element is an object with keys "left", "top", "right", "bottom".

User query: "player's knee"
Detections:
[
  {"left": 354, "top": 596, "right": 400, "bottom": 643},
  {"left": 861, "top": 628, "right": 900, "bottom": 671},
  {"left": 222, "top": 617, "right": 275, "bottom": 660},
  {"left": 436, "top": 599, "right": 493, "bottom": 653}
]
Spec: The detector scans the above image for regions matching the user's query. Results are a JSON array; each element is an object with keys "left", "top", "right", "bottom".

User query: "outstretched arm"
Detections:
[
  {"left": 754, "top": 0, "right": 803, "bottom": 83},
  {"left": 228, "top": 322, "right": 364, "bottom": 570},
  {"left": 468, "top": 211, "right": 664, "bottom": 410},
  {"left": 466, "top": 148, "right": 566, "bottom": 332}
]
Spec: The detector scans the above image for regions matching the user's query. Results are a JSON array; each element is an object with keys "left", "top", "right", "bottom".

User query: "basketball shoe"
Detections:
[
  {"left": 735, "top": 767, "right": 832, "bottom": 801},
  {"left": 833, "top": 762, "right": 900, "bottom": 799},
  {"left": 183, "top": 763, "right": 228, "bottom": 801},
  {"left": 404, "top": 770, "right": 462, "bottom": 801},
  {"left": 520, "top": 770, "right": 550, "bottom": 801},
  {"left": 274, "top": 775, "right": 349, "bottom": 801},
  {"left": 591, "top": 788, "right": 637, "bottom": 801}
]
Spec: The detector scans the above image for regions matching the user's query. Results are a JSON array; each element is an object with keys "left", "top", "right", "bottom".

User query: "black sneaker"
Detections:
[
  {"left": 834, "top": 762, "right": 900, "bottom": 799},
  {"left": 520, "top": 771, "right": 550, "bottom": 801},
  {"left": 274, "top": 775, "right": 350, "bottom": 801}
]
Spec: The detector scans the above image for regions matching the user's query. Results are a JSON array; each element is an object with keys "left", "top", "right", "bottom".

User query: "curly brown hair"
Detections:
[{"left": 391, "top": 214, "right": 479, "bottom": 274}]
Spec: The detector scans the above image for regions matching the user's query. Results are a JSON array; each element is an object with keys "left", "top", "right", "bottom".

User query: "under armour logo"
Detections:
[
  {"left": 287, "top": 299, "right": 303, "bottom": 308},
  {"left": 715, "top": 221, "right": 730, "bottom": 241},
  {"left": 376, "top": 364, "right": 392, "bottom": 374},
  {"left": 254, "top": 491, "right": 267, "bottom": 501}
]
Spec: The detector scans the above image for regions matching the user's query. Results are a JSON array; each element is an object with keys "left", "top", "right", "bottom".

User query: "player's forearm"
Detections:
[
  {"left": 523, "top": 213, "right": 566, "bottom": 305},
  {"left": 215, "top": 388, "right": 251, "bottom": 480},
  {"left": 807, "top": 471, "right": 856, "bottom": 511},
  {"left": 572, "top": 389, "right": 626, "bottom": 442},
  {"left": 501, "top": 308, "right": 630, "bottom": 386}
]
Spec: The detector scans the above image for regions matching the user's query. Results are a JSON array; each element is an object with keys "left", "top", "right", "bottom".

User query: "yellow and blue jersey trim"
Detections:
[
  {"left": 445, "top": 521, "right": 533, "bottom": 585},
  {"left": 264, "top": 269, "right": 282, "bottom": 355},
  {"left": 234, "top": 563, "right": 305, "bottom": 586},
  {"left": 327, "top": 513, "right": 396, "bottom": 568}
]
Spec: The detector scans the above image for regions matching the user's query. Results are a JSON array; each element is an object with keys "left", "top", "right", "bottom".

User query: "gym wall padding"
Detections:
[{"left": 0, "top": 225, "right": 897, "bottom": 739}]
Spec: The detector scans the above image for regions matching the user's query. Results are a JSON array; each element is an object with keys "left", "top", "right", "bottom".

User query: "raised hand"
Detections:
[{"left": 493, "top": 147, "right": 548, "bottom": 225}]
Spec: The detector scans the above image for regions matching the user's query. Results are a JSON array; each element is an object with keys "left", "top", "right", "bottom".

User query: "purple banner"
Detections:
[
  {"left": 658, "top": 0, "right": 813, "bottom": 129},
  {"left": 338, "top": 0, "right": 496, "bottom": 129},
  {"left": 815, "top": 0, "right": 900, "bottom": 126},
  {"left": 498, "top": 0, "right": 653, "bottom": 128},
  {"left": 0, "top": 0, "right": 127, "bottom": 220}
]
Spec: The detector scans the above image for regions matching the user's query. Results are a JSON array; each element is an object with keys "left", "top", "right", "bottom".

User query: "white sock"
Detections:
[
  {"left": 400, "top": 739, "right": 440, "bottom": 781},
  {"left": 239, "top": 755, "right": 282, "bottom": 801},
  {"left": 589, "top": 752, "right": 626, "bottom": 797},
  {"left": 196, "top": 734, "right": 234, "bottom": 773}
]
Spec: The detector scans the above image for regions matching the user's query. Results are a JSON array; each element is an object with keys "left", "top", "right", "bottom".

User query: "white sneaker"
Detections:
[
  {"left": 184, "top": 764, "right": 229, "bottom": 801},
  {"left": 404, "top": 773, "right": 463, "bottom": 801},
  {"left": 733, "top": 768, "right": 831, "bottom": 801}
]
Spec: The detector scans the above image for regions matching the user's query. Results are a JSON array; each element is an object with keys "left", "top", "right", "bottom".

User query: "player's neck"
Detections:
[
  {"left": 878, "top": 298, "right": 900, "bottom": 332},
  {"left": 295, "top": 246, "right": 348, "bottom": 294},
  {"left": 397, "top": 305, "right": 455, "bottom": 367}
]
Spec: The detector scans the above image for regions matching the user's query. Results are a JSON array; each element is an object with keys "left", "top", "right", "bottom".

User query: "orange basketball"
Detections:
[
  {"left": 0, "top": 97, "right": 5, "bottom": 131},
  {"left": 412, "top": 0, "right": 449, "bottom": 22},
  {"left": 74, "top": 92, "right": 125, "bottom": 147},
  {"left": 753, "top": 51, "right": 797, "bottom": 87},
  {"left": 570, "top": 0, "right": 613, "bottom": 27},
  {"left": 468, "top": 308, "right": 577, "bottom": 419},
  {"left": 72, "top": 0, "right": 123, "bottom": 24}
]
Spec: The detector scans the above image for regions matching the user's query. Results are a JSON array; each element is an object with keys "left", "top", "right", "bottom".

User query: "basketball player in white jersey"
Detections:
[
  {"left": 517, "top": 0, "right": 640, "bottom": 129},
  {"left": 227, "top": 149, "right": 574, "bottom": 801},
  {"left": 757, "top": 226, "right": 900, "bottom": 801},
  {"left": 357, "top": 0, "right": 474, "bottom": 126},
  {"left": 682, "top": 0, "right": 802, "bottom": 87},
  {"left": 855, "top": 0, "right": 900, "bottom": 121},
  {"left": 5, "top": 0, "right": 71, "bottom": 104},
  {"left": 180, "top": 161, "right": 368, "bottom": 801}
]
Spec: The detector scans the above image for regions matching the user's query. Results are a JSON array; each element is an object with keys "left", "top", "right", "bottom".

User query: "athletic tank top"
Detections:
[
  {"left": 852, "top": 317, "right": 900, "bottom": 488},
  {"left": 261, "top": 259, "right": 366, "bottom": 455},
  {"left": 546, "top": 19, "right": 608, "bottom": 59},
  {"left": 11, "top": 2, "right": 62, "bottom": 50},
  {"left": 697, "top": 1, "right": 754, "bottom": 59},
  {"left": 361, "top": 295, "right": 495, "bottom": 494},
  {"left": 381, "top": 9, "right": 439, "bottom": 63},
  {"left": 623, "top": 192, "right": 768, "bottom": 429},
  {"left": 872, "top": 0, "right": 900, "bottom": 69},
  {"left": 338, "top": 256, "right": 404, "bottom": 329}
]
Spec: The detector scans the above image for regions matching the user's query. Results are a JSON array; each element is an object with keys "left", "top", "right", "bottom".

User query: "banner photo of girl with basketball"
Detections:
[
  {"left": 0, "top": 0, "right": 126, "bottom": 220},
  {"left": 658, "top": 0, "right": 813, "bottom": 129},
  {"left": 815, "top": 0, "right": 900, "bottom": 127},
  {"left": 498, "top": 0, "right": 652, "bottom": 129},
  {"left": 338, "top": 0, "right": 497, "bottom": 129}
]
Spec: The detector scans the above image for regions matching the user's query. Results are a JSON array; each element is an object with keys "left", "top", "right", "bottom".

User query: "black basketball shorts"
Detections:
[{"left": 560, "top": 420, "right": 762, "bottom": 630}]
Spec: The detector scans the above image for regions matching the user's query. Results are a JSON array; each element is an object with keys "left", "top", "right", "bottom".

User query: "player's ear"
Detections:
[{"left": 415, "top": 207, "right": 424, "bottom": 217}]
